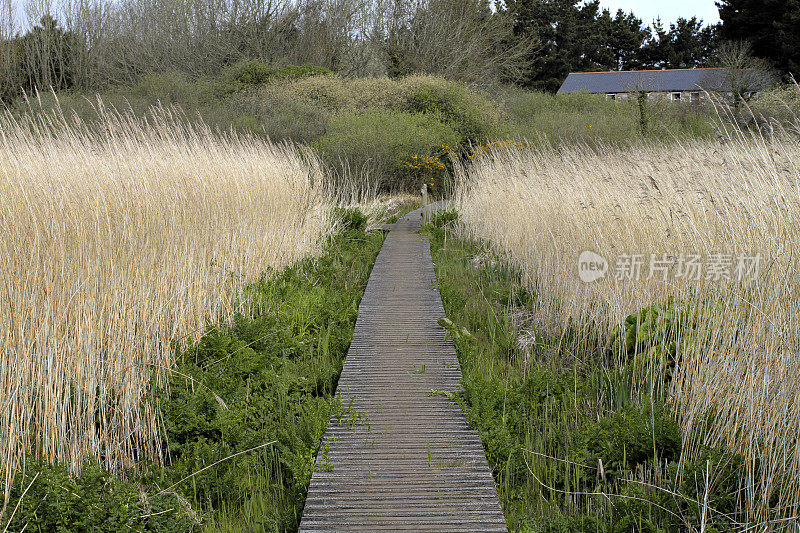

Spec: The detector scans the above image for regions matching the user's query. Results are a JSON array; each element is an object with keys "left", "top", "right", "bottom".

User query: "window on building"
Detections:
[
  {"left": 671, "top": 92, "right": 682, "bottom": 102},
  {"left": 607, "top": 93, "right": 616, "bottom": 101},
  {"left": 690, "top": 92, "right": 700, "bottom": 103}
]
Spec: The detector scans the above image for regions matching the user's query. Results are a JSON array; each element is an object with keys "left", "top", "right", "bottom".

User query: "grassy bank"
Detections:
[
  {"left": 1, "top": 208, "right": 388, "bottom": 531},
  {"left": 427, "top": 213, "right": 743, "bottom": 531}
]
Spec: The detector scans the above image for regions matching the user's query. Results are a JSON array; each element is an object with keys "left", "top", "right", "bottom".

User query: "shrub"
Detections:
[
  {"left": 334, "top": 207, "right": 369, "bottom": 232},
  {"left": 251, "top": 74, "right": 501, "bottom": 140},
  {"left": 252, "top": 98, "right": 329, "bottom": 144},
  {"left": 132, "top": 71, "right": 202, "bottom": 107},
  {"left": 501, "top": 89, "right": 641, "bottom": 145},
  {"left": 2, "top": 462, "right": 196, "bottom": 531},
  {"left": 253, "top": 75, "right": 408, "bottom": 112},
  {"left": 500, "top": 87, "right": 716, "bottom": 145},
  {"left": 313, "top": 109, "right": 460, "bottom": 193},
  {"left": 273, "top": 63, "right": 332, "bottom": 80},
  {"left": 224, "top": 59, "right": 274, "bottom": 86},
  {"left": 584, "top": 403, "right": 682, "bottom": 478},
  {"left": 748, "top": 83, "right": 800, "bottom": 124},
  {"left": 403, "top": 79, "right": 503, "bottom": 144},
  {"left": 216, "top": 61, "right": 332, "bottom": 99}
]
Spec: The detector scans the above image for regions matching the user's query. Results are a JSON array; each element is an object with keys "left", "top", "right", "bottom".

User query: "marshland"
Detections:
[{"left": 1, "top": 0, "right": 800, "bottom": 531}]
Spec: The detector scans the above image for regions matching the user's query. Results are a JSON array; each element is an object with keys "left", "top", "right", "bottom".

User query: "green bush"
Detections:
[
  {"left": 502, "top": 89, "right": 641, "bottom": 145},
  {"left": 132, "top": 71, "right": 203, "bottom": 107},
  {"left": 501, "top": 87, "right": 717, "bottom": 146},
  {"left": 313, "top": 109, "right": 460, "bottom": 192},
  {"left": 252, "top": 75, "right": 408, "bottom": 113},
  {"left": 224, "top": 60, "right": 274, "bottom": 86},
  {"left": 216, "top": 61, "right": 332, "bottom": 99},
  {"left": 253, "top": 98, "right": 330, "bottom": 144},
  {"left": 749, "top": 83, "right": 800, "bottom": 124},
  {"left": 250, "top": 74, "right": 501, "bottom": 140},
  {"left": 403, "top": 80, "right": 502, "bottom": 144},
  {"left": 334, "top": 207, "right": 369, "bottom": 232},
  {"left": 273, "top": 64, "right": 332, "bottom": 80},
  {"left": 584, "top": 403, "right": 682, "bottom": 477},
  {"left": 2, "top": 462, "right": 196, "bottom": 531}
]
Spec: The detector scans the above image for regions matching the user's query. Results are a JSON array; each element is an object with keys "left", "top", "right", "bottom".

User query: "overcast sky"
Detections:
[{"left": 597, "top": 0, "right": 720, "bottom": 26}]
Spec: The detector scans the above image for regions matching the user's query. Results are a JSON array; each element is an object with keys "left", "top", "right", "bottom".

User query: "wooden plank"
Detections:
[{"left": 298, "top": 205, "right": 507, "bottom": 532}]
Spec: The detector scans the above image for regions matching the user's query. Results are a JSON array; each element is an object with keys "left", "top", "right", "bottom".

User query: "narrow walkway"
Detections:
[{"left": 299, "top": 207, "right": 507, "bottom": 532}]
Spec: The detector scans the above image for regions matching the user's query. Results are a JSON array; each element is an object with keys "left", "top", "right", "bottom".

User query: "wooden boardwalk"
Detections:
[{"left": 299, "top": 207, "right": 507, "bottom": 532}]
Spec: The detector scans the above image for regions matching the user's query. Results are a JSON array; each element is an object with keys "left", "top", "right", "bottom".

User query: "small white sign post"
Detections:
[{"left": 421, "top": 183, "right": 429, "bottom": 224}]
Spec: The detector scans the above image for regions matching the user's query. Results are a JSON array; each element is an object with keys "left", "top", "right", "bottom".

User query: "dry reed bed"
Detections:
[
  {"left": 0, "top": 104, "right": 332, "bottom": 497},
  {"left": 454, "top": 127, "right": 800, "bottom": 524}
]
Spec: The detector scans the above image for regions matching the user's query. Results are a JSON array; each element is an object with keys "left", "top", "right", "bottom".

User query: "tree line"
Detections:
[{"left": 0, "top": 0, "right": 797, "bottom": 102}]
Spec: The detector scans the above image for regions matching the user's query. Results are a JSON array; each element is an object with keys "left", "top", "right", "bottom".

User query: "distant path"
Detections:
[{"left": 298, "top": 205, "right": 507, "bottom": 532}]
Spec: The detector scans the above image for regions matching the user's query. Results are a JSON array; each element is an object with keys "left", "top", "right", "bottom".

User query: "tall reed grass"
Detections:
[
  {"left": 0, "top": 100, "right": 332, "bottom": 504},
  {"left": 454, "top": 122, "right": 800, "bottom": 524}
]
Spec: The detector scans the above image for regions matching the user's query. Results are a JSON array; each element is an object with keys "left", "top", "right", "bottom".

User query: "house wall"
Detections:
[{"left": 604, "top": 90, "right": 706, "bottom": 103}]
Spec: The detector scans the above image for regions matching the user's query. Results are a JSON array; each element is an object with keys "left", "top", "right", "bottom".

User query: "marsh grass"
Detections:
[
  {"left": 453, "top": 120, "right": 800, "bottom": 525},
  {"left": 0, "top": 97, "right": 332, "bottom": 508}
]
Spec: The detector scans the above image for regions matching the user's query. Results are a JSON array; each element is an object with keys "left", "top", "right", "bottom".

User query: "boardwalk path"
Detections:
[{"left": 299, "top": 207, "right": 507, "bottom": 532}]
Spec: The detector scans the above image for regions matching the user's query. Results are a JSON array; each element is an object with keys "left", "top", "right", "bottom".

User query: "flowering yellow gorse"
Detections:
[
  {"left": 404, "top": 143, "right": 457, "bottom": 193},
  {"left": 405, "top": 154, "right": 446, "bottom": 171}
]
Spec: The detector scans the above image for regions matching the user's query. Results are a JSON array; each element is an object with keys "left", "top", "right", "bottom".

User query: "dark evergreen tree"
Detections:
[
  {"left": 666, "top": 17, "right": 719, "bottom": 68},
  {"left": 503, "top": 0, "right": 579, "bottom": 91},
  {"left": 504, "top": 0, "right": 646, "bottom": 91},
  {"left": 640, "top": 17, "right": 719, "bottom": 69},
  {"left": 717, "top": 0, "right": 800, "bottom": 76},
  {"left": 606, "top": 10, "right": 650, "bottom": 70}
]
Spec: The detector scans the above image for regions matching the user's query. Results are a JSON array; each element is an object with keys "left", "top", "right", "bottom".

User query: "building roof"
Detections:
[{"left": 557, "top": 68, "right": 728, "bottom": 94}]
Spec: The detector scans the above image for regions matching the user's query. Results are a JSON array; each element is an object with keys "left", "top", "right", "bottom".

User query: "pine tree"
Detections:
[{"left": 716, "top": 0, "right": 799, "bottom": 76}]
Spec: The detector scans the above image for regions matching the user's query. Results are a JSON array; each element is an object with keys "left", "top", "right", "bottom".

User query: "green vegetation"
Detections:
[
  {"left": 313, "top": 110, "right": 460, "bottom": 193},
  {"left": 425, "top": 211, "right": 744, "bottom": 532},
  {"left": 2, "top": 208, "right": 384, "bottom": 532},
  {"left": 14, "top": 67, "right": 733, "bottom": 195},
  {"left": 2, "top": 462, "right": 198, "bottom": 532},
  {"left": 499, "top": 87, "right": 717, "bottom": 144}
]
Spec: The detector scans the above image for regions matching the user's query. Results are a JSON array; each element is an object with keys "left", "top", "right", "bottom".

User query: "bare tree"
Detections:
[
  {"left": 1, "top": 0, "right": 535, "bottom": 95},
  {"left": 709, "top": 40, "right": 776, "bottom": 114},
  {"left": 0, "top": 0, "right": 18, "bottom": 101},
  {"left": 382, "top": 0, "right": 536, "bottom": 89}
]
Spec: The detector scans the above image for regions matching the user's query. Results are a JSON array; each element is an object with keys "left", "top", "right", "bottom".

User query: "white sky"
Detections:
[{"left": 597, "top": 0, "right": 720, "bottom": 26}]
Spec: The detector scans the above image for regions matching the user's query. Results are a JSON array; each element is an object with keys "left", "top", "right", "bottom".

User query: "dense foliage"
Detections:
[{"left": 717, "top": 0, "right": 800, "bottom": 77}]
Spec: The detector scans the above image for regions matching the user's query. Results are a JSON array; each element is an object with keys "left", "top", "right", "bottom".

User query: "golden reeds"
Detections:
[
  {"left": 0, "top": 100, "right": 332, "bottom": 501},
  {"left": 454, "top": 125, "right": 800, "bottom": 524}
]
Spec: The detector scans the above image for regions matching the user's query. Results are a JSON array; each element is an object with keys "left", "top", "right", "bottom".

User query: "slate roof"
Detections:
[{"left": 558, "top": 68, "right": 729, "bottom": 94}]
